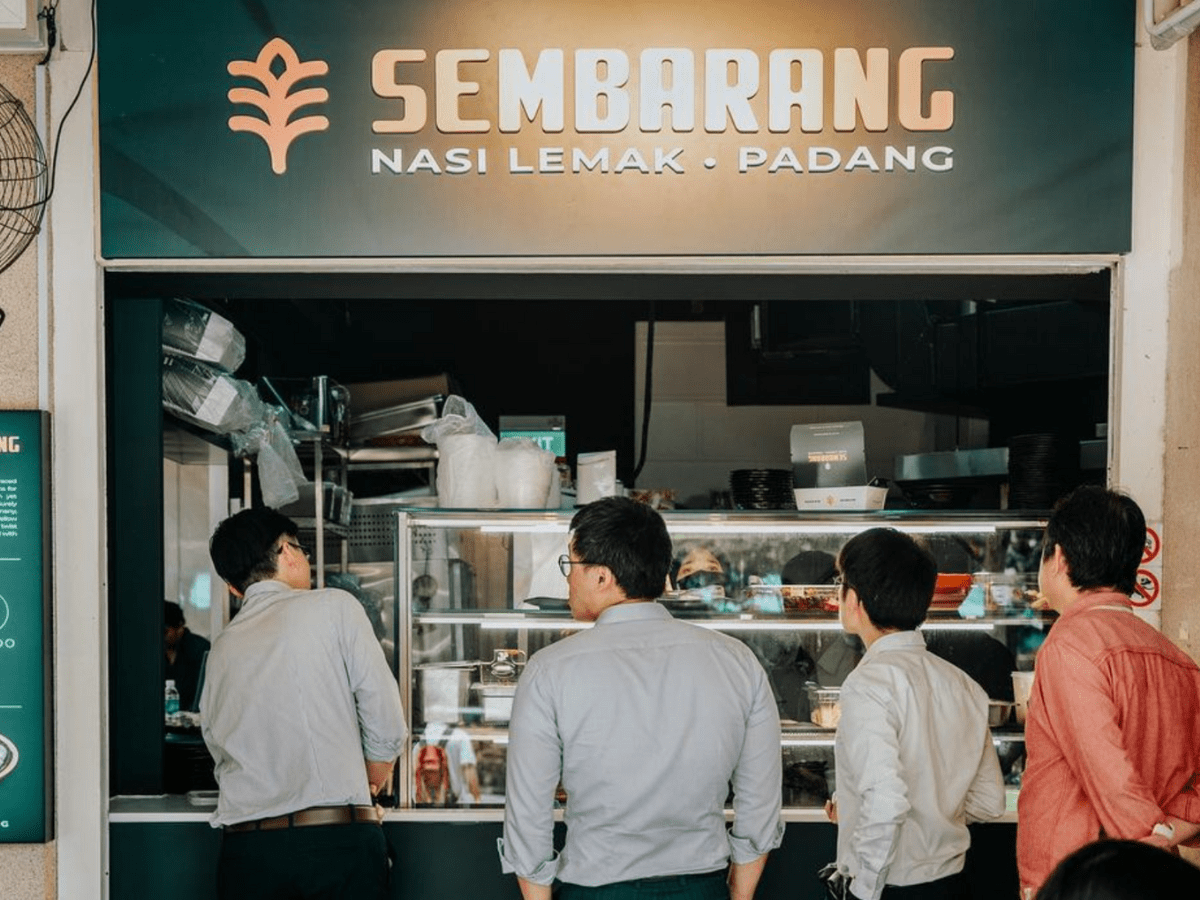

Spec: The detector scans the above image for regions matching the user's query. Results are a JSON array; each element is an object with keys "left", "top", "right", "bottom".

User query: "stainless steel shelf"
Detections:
[
  {"left": 347, "top": 445, "right": 438, "bottom": 466},
  {"left": 294, "top": 518, "right": 349, "bottom": 538},
  {"left": 411, "top": 609, "right": 1052, "bottom": 630}
]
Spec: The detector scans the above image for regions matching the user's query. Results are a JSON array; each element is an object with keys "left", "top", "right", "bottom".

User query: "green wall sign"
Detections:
[
  {"left": 97, "top": 0, "right": 1135, "bottom": 258},
  {"left": 0, "top": 411, "right": 52, "bottom": 843}
]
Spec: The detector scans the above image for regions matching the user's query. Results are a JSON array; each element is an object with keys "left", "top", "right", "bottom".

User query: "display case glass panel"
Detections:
[{"left": 394, "top": 510, "right": 1051, "bottom": 812}]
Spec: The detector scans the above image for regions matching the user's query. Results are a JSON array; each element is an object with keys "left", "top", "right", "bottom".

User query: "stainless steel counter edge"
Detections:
[{"left": 109, "top": 796, "right": 1019, "bottom": 825}]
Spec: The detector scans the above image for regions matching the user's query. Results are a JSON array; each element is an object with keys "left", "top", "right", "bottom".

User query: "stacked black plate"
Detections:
[
  {"left": 730, "top": 468, "right": 796, "bottom": 510},
  {"left": 1008, "top": 434, "right": 1076, "bottom": 510}
]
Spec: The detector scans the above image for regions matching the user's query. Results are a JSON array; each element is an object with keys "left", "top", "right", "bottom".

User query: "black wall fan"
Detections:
[{"left": 0, "top": 82, "right": 49, "bottom": 276}]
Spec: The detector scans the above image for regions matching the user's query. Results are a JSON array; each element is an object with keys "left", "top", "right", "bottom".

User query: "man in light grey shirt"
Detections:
[
  {"left": 201, "top": 506, "right": 407, "bottom": 900},
  {"left": 499, "top": 497, "right": 784, "bottom": 900}
]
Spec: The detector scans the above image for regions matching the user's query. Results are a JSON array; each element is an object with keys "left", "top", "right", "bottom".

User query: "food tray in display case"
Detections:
[{"left": 391, "top": 508, "right": 1053, "bottom": 815}]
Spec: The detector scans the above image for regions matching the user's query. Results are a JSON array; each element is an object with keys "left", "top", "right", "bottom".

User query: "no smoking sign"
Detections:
[
  {"left": 1133, "top": 569, "right": 1160, "bottom": 606},
  {"left": 1143, "top": 527, "right": 1161, "bottom": 564}
]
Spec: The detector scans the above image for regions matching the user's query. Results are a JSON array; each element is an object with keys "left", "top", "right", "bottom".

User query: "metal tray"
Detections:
[{"left": 350, "top": 396, "right": 443, "bottom": 442}]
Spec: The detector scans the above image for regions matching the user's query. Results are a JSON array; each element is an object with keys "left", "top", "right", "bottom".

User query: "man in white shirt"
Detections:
[
  {"left": 499, "top": 497, "right": 784, "bottom": 900},
  {"left": 826, "top": 527, "right": 1005, "bottom": 900}
]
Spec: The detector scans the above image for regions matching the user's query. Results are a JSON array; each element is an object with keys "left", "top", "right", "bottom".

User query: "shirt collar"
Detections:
[
  {"left": 1059, "top": 589, "right": 1133, "bottom": 621},
  {"left": 238, "top": 579, "right": 294, "bottom": 611},
  {"left": 861, "top": 629, "right": 926, "bottom": 659},
  {"left": 594, "top": 601, "right": 672, "bottom": 626}
]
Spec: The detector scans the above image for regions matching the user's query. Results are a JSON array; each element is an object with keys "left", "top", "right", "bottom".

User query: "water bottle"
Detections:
[{"left": 164, "top": 679, "right": 180, "bottom": 722}]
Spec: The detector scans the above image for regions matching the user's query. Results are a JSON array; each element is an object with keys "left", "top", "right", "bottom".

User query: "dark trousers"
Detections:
[
  {"left": 217, "top": 822, "right": 390, "bottom": 900},
  {"left": 880, "top": 870, "right": 969, "bottom": 900},
  {"left": 559, "top": 869, "right": 728, "bottom": 900}
]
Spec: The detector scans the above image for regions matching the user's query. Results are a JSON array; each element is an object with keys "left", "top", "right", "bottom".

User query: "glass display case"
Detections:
[{"left": 392, "top": 509, "right": 1052, "bottom": 814}]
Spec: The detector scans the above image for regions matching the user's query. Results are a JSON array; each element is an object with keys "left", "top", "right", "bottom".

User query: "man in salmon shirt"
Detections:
[{"left": 1017, "top": 486, "right": 1200, "bottom": 898}]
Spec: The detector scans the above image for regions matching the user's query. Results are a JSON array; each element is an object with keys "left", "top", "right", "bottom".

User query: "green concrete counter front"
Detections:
[{"left": 109, "top": 797, "right": 1018, "bottom": 900}]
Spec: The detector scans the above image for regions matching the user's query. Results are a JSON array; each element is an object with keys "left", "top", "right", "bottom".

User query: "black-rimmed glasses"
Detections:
[
  {"left": 277, "top": 539, "right": 310, "bottom": 559},
  {"left": 558, "top": 554, "right": 585, "bottom": 577}
]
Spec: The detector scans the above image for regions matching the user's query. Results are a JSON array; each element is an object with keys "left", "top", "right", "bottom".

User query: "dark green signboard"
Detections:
[
  {"left": 97, "top": 0, "right": 1134, "bottom": 258},
  {"left": 0, "top": 411, "right": 52, "bottom": 843}
]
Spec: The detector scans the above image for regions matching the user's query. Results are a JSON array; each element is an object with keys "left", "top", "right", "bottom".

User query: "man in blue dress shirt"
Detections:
[{"left": 500, "top": 497, "right": 784, "bottom": 900}]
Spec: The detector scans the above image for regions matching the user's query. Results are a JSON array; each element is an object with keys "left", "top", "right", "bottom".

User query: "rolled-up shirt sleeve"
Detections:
[
  {"left": 499, "top": 660, "right": 562, "bottom": 884},
  {"left": 341, "top": 597, "right": 407, "bottom": 762},
  {"left": 1165, "top": 781, "right": 1200, "bottom": 822},
  {"left": 728, "top": 665, "right": 785, "bottom": 862}
]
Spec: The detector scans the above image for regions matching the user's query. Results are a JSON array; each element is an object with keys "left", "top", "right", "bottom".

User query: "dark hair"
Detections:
[
  {"left": 836, "top": 527, "right": 937, "bottom": 631},
  {"left": 164, "top": 601, "right": 185, "bottom": 628},
  {"left": 569, "top": 497, "right": 672, "bottom": 600},
  {"left": 209, "top": 507, "right": 298, "bottom": 594},
  {"left": 781, "top": 550, "right": 837, "bottom": 586},
  {"left": 1035, "top": 839, "right": 1200, "bottom": 900},
  {"left": 1042, "top": 486, "right": 1144, "bottom": 596}
]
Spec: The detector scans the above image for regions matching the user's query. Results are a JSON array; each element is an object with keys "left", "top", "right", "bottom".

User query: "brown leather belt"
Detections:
[{"left": 224, "top": 805, "right": 380, "bottom": 833}]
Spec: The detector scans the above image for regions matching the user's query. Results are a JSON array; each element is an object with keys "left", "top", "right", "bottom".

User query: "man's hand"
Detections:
[
  {"left": 1142, "top": 816, "right": 1200, "bottom": 849},
  {"left": 825, "top": 798, "right": 839, "bottom": 824},
  {"left": 729, "top": 854, "right": 768, "bottom": 900},
  {"left": 366, "top": 758, "right": 393, "bottom": 798},
  {"left": 516, "top": 877, "right": 553, "bottom": 900}
]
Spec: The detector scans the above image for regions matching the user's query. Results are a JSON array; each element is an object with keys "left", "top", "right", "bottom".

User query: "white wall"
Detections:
[
  {"left": 632, "top": 321, "right": 987, "bottom": 508},
  {"left": 1107, "top": 27, "right": 1192, "bottom": 634},
  {"left": 163, "top": 459, "right": 228, "bottom": 642},
  {"left": 50, "top": 1, "right": 105, "bottom": 896}
]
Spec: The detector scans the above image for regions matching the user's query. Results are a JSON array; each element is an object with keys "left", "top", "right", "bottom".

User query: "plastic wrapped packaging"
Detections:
[
  {"left": 576, "top": 450, "right": 618, "bottom": 505},
  {"left": 229, "top": 414, "right": 307, "bottom": 508},
  {"left": 494, "top": 438, "right": 557, "bottom": 508},
  {"left": 161, "top": 298, "right": 246, "bottom": 373},
  {"left": 162, "top": 352, "right": 261, "bottom": 434},
  {"left": 434, "top": 434, "right": 498, "bottom": 508},
  {"left": 420, "top": 396, "right": 499, "bottom": 508},
  {"left": 162, "top": 352, "right": 308, "bottom": 508}
]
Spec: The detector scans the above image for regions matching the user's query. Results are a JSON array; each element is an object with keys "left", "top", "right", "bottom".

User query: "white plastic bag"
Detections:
[
  {"left": 420, "top": 396, "right": 498, "bottom": 508},
  {"left": 495, "top": 438, "right": 557, "bottom": 508},
  {"left": 576, "top": 450, "right": 618, "bottom": 505},
  {"left": 436, "top": 434, "right": 499, "bottom": 508},
  {"left": 232, "top": 416, "right": 308, "bottom": 508},
  {"left": 420, "top": 395, "right": 496, "bottom": 442}
]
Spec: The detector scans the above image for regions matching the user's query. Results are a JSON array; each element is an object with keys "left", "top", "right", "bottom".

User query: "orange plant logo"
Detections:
[{"left": 227, "top": 38, "right": 330, "bottom": 175}]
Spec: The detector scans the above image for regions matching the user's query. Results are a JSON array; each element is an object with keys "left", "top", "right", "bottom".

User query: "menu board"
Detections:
[{"left": 0, "top": 411, "right": 52, "bottom": 843}]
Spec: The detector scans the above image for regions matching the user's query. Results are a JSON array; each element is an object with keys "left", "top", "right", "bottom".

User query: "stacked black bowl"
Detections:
[
  {"left": 730, "top": 468, "right": 796, "bottom": 510},
  {"left": 1007, "top": 434, "right": 1077, "bottom": 510}
]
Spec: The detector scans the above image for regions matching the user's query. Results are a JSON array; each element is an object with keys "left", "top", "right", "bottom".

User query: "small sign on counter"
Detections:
[{"left": 791, "top": 421, "right": 886, "bottom": 510}]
